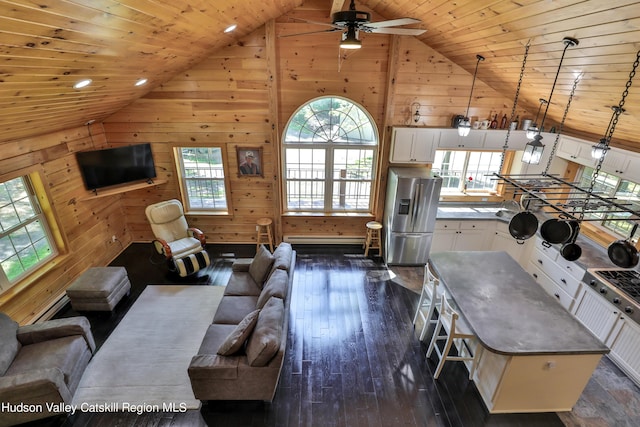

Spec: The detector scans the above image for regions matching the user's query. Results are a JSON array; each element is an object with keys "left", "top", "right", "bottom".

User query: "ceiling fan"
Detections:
[{"left": 280, "top": 0, "right": 426, "bottom": 49}]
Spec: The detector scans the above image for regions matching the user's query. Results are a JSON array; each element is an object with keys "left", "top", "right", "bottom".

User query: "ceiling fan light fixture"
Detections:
[{"left": 340, "top": 26, "right": 361, "bottom": 49}]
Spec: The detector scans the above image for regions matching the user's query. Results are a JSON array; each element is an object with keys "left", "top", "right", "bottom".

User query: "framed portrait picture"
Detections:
[{"left": 236, "top": 147, "right": 263, "bottom": 177}]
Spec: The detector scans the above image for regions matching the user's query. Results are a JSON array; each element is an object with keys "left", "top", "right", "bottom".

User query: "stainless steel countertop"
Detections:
[{"left": 429, "top": 251, "right": 610, "bottom": 356}]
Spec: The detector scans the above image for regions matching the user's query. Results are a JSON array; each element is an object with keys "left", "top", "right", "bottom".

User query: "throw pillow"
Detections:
[
  {"left": 246, "top": 297, "right": 284, "bottom": 367},
  {"left": 249, "top": 244, "right": 275, "bottom": 287},
  {"left": 256, "top": 269, "right": 288, "bottom": 309},
  {"left": 217, "top": 309, "right": 261, "bottom": 356},
  {"left": 0, "top": 313, "right": 20, "bottom": 375}
]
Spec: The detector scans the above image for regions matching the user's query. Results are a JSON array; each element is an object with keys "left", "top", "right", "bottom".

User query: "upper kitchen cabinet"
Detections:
[
  {"left": 438, "top": 129, "right": 484, "bottom": 149},
  {"left": 601, "top": 146, "right": 640, "bottom": 182},
  {"left": 390, "top": 127, "right": 438, "bottom": 163},
  {"left": 556, "top": 135, "right": 596, "bottom": 167}
]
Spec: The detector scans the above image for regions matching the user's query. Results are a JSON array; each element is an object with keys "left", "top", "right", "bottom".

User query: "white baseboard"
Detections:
[{"left": 284, "top": 236, "right": 364, "bottom": 245}]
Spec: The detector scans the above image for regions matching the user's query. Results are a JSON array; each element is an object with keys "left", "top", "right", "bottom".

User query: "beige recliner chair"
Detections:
[
  {"left": 0, "top": 313, "right": 95, "bottom": 427},
  {"left": 145, "top": 199, "right": 211, "bottom": 277}
]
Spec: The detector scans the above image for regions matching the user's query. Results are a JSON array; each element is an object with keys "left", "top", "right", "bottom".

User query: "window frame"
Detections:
[
  {"left": 282, "top": 96, "right": 379, "bottom": 214},
  {"left": 432, "top": 149, "right": 507, "bottom": 195},
  {"left": 0, "top": 172, "right": 60, "bottom": 292},
  {"left": 173, "top": 145, "right": 232, "bottom": 215}
]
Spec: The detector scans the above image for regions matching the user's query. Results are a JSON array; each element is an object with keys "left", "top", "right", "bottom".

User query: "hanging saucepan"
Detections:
[
  {"left": 608, "top": 223, "right": 639, "bottom": 268},
  {"left": 540, "top": 215, "right": 573, "bottom": 245},
  {"left": 508, "top": 199, "right": 539, "bottom": 244},
  {"left": 560, "top": 222, "right": 582, "bottom": 261}
]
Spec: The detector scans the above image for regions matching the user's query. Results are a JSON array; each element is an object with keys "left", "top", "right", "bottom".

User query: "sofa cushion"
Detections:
[
  {"left": 212, "top": 295, "right": 259, "bottom": 325},
  {"left": 246, "top": 297, "right": 284, "bottom": 367},
  {"left": 272, "top": 242, "right": 293, "bottom": 272},
  {"left": 217, "top": 309, "right": 261, "bottom": 356},
  {"left": 197, "top": 324, "right": 238, "bottom": 354},
  {"left": 5, "top": 336, "right": 87, "bottom": 384},
  {"left": 256, "top": 269, "right": 288, "bottom": 309},
  {"left": 224, "top": 272, "right": 262, "bottom": 296},
  {"left": 0, "top": 313, "right": 20, "bottom": 376},
  {"left": 249, "top": 245, "right": 274, "bottom": 286}
]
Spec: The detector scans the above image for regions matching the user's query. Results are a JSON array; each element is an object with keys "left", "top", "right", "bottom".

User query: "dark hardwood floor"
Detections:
[{"left": 21, "top": 243, "right": 637, "bottom": 426}]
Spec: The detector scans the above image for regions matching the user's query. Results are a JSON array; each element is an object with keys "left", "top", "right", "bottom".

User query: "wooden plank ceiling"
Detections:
[{"left": 2, "top": 0, "right": 640, "bottom": 149}]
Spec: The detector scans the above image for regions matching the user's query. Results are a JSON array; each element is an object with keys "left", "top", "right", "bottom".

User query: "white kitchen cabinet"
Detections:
[
  {"left": 437, "top": 128, "right": 484, "bottom": 149},
  {"left": 526, "top": 261, "right": 575, "bottom": 310},
  {"left": 390, "top": 127, "right": 437, "bottom": 163},
  {"left": 432, "top": 220, "right": 489, "bottom": 252},
  {"left": 606, "top": 313, "right": 640, "bottom": 385},
  {"left": 555, "top": 135, "right": 596, "bottom": 167},
  {"left": 572, "top": 285, "right": 620, "bottom": 342},
  {"left": 489, "top": 221, "right": 530, "bottom": 266},
  {"left": 601, "top": 146, "right": 640, "bottom": 182}
]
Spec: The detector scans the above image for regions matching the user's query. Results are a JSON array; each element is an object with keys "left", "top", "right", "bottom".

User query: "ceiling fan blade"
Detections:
[
  {"left": 279, "top": 28, "right": 342, "bottom": 38},
  {"left": 366, "top": 27, "right": 426, "bottom": 35},
  {"left": 365, "top": 17, "right": 421, "bottom": 28},
  {"left": 287, "top": 16, "right": 343, "bottom": 29}
]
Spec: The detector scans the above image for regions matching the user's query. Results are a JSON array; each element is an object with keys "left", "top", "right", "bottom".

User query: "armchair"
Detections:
[
  {"left": 145, "top": 199, "right": 211, "bottom": 276},
  {"left": 0, "top": 313, "right": 95, "bottom": 426}
]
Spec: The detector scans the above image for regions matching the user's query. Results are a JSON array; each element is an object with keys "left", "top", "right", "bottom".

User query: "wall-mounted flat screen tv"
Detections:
[{"left": 76, "top": 143, "right": 157, "bottom": 190}]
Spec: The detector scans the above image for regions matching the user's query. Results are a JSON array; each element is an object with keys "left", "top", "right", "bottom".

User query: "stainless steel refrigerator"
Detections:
[{"left": 383, "top": 167, "right": 442, "bottom": 265}]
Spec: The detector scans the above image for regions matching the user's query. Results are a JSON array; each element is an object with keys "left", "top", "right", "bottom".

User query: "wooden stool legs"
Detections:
[
  {"left": 364, "top": 221, "right": 382, "bottom": 257},
  {"left": 256, "top": 217, "right": 274, "bottom": 252}
]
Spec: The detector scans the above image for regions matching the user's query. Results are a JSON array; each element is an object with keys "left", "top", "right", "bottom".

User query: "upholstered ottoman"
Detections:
[{"left": 66, "top": 267, "right": 131, "bottom": 311}]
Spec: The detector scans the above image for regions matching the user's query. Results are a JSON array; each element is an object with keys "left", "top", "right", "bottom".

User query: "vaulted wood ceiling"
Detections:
[{"left": 2, "top": 0, "right": 640, "bottom": 150}]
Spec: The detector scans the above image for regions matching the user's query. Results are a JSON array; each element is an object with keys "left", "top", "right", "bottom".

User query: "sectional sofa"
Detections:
[{"left": 188, "top": 242, "right": 295, "bottom": 402}]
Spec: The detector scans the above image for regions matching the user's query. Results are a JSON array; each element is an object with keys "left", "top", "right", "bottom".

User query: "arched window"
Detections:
[{"left": 283, "top": 96, "right": 378, "bottom": 213}]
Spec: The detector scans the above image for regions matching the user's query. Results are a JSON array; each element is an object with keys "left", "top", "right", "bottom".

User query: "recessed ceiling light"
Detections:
[
  {"left": 135, "top": 78, "right": 148, "bottom": 87},
  {"left": 73, "top": 79, "right": 92, "bottom": 89},
  {"left": 224, "top": 24, "right": 237, "bottom": 33}
]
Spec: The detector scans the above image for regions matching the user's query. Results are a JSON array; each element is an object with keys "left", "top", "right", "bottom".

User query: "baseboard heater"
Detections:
[
  {"left": 34, "top": 293, "right": 69, "bottom": 324},
  {"left": 284, "top": 236, "right": 363, "bottom": 245}
]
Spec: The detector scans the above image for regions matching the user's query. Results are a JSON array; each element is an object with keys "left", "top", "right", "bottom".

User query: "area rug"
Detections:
[{"left": 72, "top": 285, "right": 225, "bottom": 411}]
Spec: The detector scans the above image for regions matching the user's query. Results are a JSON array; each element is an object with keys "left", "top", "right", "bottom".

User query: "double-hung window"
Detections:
[
  {"left": 175, "top": 147, "right": 229, "bottom": 212},
  {"left": 0, "top": 176, "right": 56, "bottom": 291},
  {"left": 283, "top": 96, "right": 378, "bottom": 213},
  {"left": 575, "top": 166, "right": 640, "bottom": 237},
  {"left": 432, "top": 150, "right": 504, "bottom": 193}
]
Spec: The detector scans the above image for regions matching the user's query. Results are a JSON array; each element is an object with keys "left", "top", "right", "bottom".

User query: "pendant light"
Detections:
[
  {"left": 525, "top": 98, "right": 548, "bottom": 140},
  {"left": 522, "top": 37, "right": 579, "bottom": 164},
  {"left": 458, "top": 54, "right": 485, "bottom": 137},
  {"left": 591, "top": 106, "right": 623, "bottom": 159}
]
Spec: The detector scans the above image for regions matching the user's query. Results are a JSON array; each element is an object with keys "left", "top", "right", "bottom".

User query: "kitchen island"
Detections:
[{"left": 429, "top": 251, "right": 609, "bottom": 413}]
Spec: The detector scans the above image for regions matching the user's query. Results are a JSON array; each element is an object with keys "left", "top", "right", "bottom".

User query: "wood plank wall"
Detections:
[
  {"left": 103, "top": 1, "right": 528, "bottom": 246},
  {"left": 0, "top": 124, "right": 131, "bottom": 324},
  {"left": 0, "top": 1, "right": 534, "bottom": 320}
]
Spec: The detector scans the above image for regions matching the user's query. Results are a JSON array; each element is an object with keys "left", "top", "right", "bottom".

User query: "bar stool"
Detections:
[
  {"left": 256, "top": 217, "right": 274, "bottom": 252},
  {"left": 426, "top": 294, "right": 483, "bottom": 380},
  {"left": 413, "top": 262, "right": 443, "bottom": 341},
  {"left": 364, "top": 221, "right": 382, "bottom": 257}
]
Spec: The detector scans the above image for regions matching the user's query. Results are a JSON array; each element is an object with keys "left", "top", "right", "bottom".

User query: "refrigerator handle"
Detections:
[{"left": 413, "top": 183, "right": 423, "bottom": 223}]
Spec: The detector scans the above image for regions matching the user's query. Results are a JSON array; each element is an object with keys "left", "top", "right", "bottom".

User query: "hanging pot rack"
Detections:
[{"left": 492, "top": 172, "right": 639, "bottom": 222}]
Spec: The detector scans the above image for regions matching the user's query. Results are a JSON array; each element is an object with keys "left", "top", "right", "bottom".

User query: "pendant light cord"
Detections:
[
  {"left": 464, "top": 55, "right": 484, "bottom": 118},
  {"left": 537, "top": 38, "right": 578, "bottom": 136}
]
